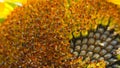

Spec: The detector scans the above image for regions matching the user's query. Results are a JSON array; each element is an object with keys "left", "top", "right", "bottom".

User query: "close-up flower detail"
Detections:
[
  {"left": 70, "top": 22, "right": 120, "bottom": 68},
  {"left": 0, "top": 0, "right": 120, "bottom": 68},
  {"left": 0, "top": 0, "right": 27, "bottom": 23}
]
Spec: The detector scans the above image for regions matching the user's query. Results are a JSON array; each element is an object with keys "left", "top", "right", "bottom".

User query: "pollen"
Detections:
[{"left": 0, "top": 0, "right": 120, "bottom": 68}]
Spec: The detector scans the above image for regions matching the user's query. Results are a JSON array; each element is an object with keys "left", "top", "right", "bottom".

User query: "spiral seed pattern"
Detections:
[{"left": 70, "top": 24, "right": 120, "bottom": 67}]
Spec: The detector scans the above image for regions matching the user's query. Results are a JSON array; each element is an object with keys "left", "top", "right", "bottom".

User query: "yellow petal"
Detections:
[
  {"left": 0, "top": 2, "right": 5, "bottom": 12},
  {"left": 107, "top": 0, "right": 120, "bottom": 6},
  {"left": 0, "top": 2, "right": 14, "bottom": 18},
  {"left": 0, "top": 0, "right": 28, "bottom": 19},
  {"left": 0, "top": 2, "right": 6, "bottom": 18},
  {"left": 4, "top": 0, "right": 27, "bottom": 4}
]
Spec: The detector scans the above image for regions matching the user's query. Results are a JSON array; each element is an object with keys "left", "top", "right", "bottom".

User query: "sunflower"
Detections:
[{"left": 0, "top": 0, "right": 120, "bottom": 68}]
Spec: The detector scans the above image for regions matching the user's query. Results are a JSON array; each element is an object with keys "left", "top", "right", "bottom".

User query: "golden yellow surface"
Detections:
[
  {"left": 0, "top": 0, "right": 27, "bottom": 19},
  {"left": 107, "top": 0, "right": 120, "bottom": 6}
]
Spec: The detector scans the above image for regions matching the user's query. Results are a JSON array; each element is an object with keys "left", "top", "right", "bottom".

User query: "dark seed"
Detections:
[
  {"left": 75, "top": 45, "right": 81, "bottom": 51},
  {"left": 104, "top": 31, "right": 110, "bottom": 35},
  {"left": 81, "top": 44, "right": 87, "bottom": 50},
  {"left": 75, "top": 40, "right": 81, "bottom": 45},
  {"left": 94, "top": 47, "right": 101, "bottom": 53},
  {"left": 115, "top": 45, "right": 120, "bottom": 48},
  {"left": 109, "top": 58, "right": 117, "bottom": 64},
  {"left": 104, "top": 53, "right": 112, "bottom": 59},
  {"left": 99, "top": 57, "right": 104, "bottom": 60},
  {"left": 112, "top": 64, "right": 120, "bottom": 68},
  {"left": 94, "top": 33, "right": 100, "bottom": 39},
  {"left": 106, "top": 37, "right": 112, "bottom": 42},
  {"left": 86, "top": 52, "right": 93, "bottom": 57},
  {"left": 95, "top": 40, "right": 101, "bottom": 45},
  {"left": 88, "top": 45, "right": 95, "bottom": 51},
  {"left": 80, "top": 50, "right": 86, "bottom": 56},
  {"left": 73, "top": 51, "right": 79, "bottom": 57},
  {"left": 91, "top": 60, "right": 96, "bottom": 62},
  {"left": 106, "top": 45, "right": 113, "bottom": 52},
  {"left": 111, "top": 40, "right": 117, "bottom": 45},
  {"left": 98, "top": 28, "right": 104, "bottom": 33},
  {"left": 99, "top": 42, "right": 107, "bottom": 47},
  {"left": 93, "top": 54, "right": 100, "bottom": 59},
  {"left": 88, "top": 38, "right": 95, "bottom": 44},
  {"left": 70, "top": 41, "right": 74, "bottom": 48},
  {"left": 100, "top": 49, "right": 107, "bottom": 56},
  {"left": 89, "top": 32, "right": 94, "bottom": 37},
  {"left": 101, "top": 34, "right": 107, "bottom": 40},
  {"left": 82, "top": 38, "right": 88, "bottom": 44}
]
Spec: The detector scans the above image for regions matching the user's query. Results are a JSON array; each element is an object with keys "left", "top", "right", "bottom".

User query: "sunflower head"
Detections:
[{"left": 0, "top": 0, "right": 120, "bottom": 68}]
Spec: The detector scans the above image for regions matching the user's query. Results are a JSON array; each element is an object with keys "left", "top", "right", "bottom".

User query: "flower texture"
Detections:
[{"left": 0, "top": 0, "right": 120, "bottom": 68}]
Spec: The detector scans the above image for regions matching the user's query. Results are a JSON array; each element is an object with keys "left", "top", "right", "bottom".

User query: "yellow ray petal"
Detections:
[
  {"left": 0, "top": 0, "right": 28, "bottom": 23},
  {"left": 107, "top": 0, "right": 120, "bottom": 6},
  {"left": 4, "top": 0, "right": 27, "bottom": 4},
  {"left": 0, "top": 2, "right": 14, "bottom": 18},
  {"left": 0, "top": 2, "right": 5, "bottom": 12}
]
